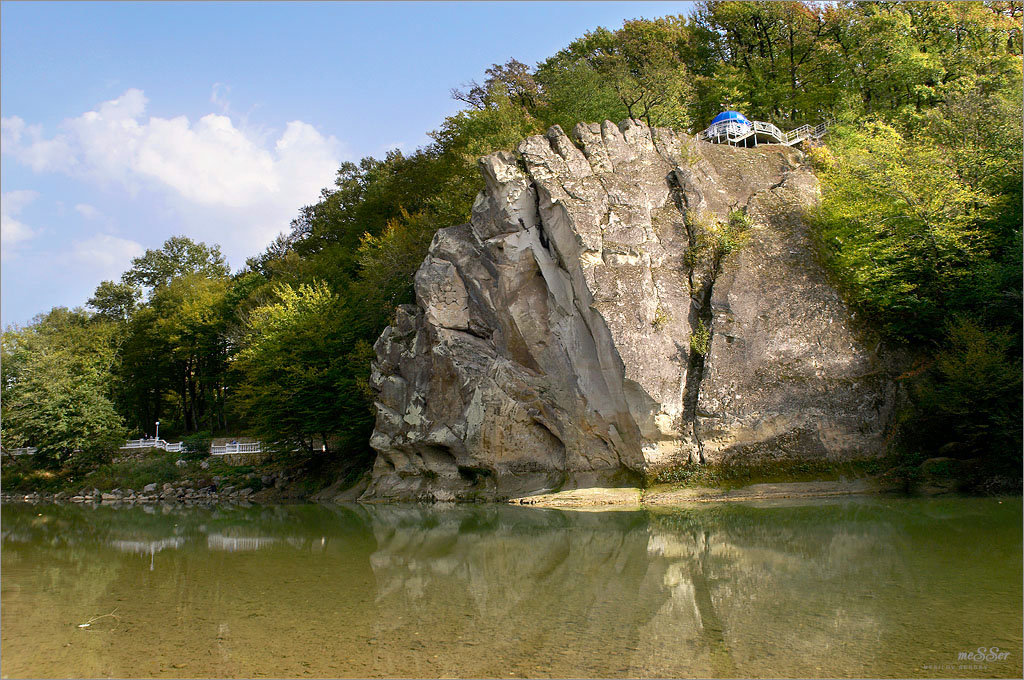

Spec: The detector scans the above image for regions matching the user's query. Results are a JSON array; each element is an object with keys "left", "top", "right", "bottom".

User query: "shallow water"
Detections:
[{"left": 1, "top": 496, "right": 1020, "bottom": 679}]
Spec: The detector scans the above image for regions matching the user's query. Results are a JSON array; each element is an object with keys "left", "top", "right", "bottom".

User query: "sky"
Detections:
[{"left": 1, "top": 1, "right": 693, "bottom": 328}]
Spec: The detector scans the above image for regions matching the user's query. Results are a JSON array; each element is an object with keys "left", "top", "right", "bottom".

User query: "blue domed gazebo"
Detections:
[
  {"left": 701, "top": 110, "right": 826, "bottom": 148},
  {"left": 710, "top": 111, "right": 752, "bottom": 128}
]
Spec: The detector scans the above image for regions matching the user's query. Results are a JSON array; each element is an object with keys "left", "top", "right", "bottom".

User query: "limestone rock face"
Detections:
[{"left": 364, "top": 120, "right": 891, "bottom": 501}]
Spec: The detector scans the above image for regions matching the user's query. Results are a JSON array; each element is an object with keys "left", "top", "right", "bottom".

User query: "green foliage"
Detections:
[
  {"left": 1, "top": 308, "right": 126, "bottom": 470},
  {"left": 115, "top": 272, "right": 232, "bottom": 436},
  {"left": 685, "top": 209, "right": 751, "bottom": 270},
  {"left": 122, "top": 236, "right": 229, "bottom": 291},
  {"left": 717, "top": 209, "right": 752, "bottom": 256},
  {"left": 652, "top": 306, "right": 670, "bottom": 331},
  {"left": 727, "top": 210, "right": 751, "bottom": 231},
  {"left": 82, "top": 451, "right": 185, "bottom": 492},
  {"left": 580, "top": 21, "right": 692, "bottom": 128},
  {"left": 534, "top": 55, "right": 628, "bottom": 133},
  {"left": 87, "top": 280, "right": 140, "bottom": 323},
  {"left": 536, "top": 17, "right": 693, "bottom": 129},
  {"left": 692, "top": 1, "right": 838, "bottom": 126},
  {"left": 1, "top": 459, "right": 69, "bottom": 493},
  {"left": 691, "top": 1, "right": 1023, "bottom": 128},
  {"left": 690, "top": 319, "right": 711, "bottom": 357},
  {"left": 182, "top": 431, "right": 213, "bottom": 461},
  {"left": 910, "top": 318, "right": 1022, "bottom": 463},
  {"left": 810, "top": 121, "right": 1007, "bottom": 341},
  {"left": 453, "top": 59, "right": 542, "bottom": 112},
  {"left": 436, "top": 83, "right": 545, "bottom": 160},
  {"left": 271, "top": 152, "right": 451, "bottom": 285},
  {"left": 109, "top": 236, "right": 237, "bottom": 437},
  {"left": 233, "top": 281, "right": 367, "bottom": 458},
  {"left": 354, "top": 209, "right": 442, "bottom": 325}
]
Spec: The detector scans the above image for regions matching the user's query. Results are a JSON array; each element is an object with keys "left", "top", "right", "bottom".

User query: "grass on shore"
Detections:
[{"left": 2, "top": 450, "right": 271, "bottom": 495}]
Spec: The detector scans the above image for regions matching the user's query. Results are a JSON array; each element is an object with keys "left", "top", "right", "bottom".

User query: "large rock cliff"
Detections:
[{"left": 364, "top": 120, "right": 892, "bottom": 501}]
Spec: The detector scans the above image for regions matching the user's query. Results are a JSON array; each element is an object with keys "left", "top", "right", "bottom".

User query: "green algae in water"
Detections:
[{"left": 1, "top": 497, "right": 1020, "bottom": 678}]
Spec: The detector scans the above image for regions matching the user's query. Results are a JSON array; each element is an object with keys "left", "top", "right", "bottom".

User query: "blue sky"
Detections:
[{"left": 1, "top": 1, "right": 693, "bottom": 327}]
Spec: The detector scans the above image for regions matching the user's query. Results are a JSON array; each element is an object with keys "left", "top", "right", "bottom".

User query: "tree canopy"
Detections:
[{"left": 2, "top": 308, "right": 126, "bottom": 469}]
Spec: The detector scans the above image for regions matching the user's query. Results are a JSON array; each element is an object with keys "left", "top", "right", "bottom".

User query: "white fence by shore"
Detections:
[
  {"left": 210, "top": 442, "right": 262, "bottom": 455},
  {"left": 7, "top": 439, "right": 267, "bottom": 458},
  {"left": 119, "top": 439, "right": 263, "bottom": 455},
  {"left": 121, "top": 439, "right": 184, "bottom": 453}
]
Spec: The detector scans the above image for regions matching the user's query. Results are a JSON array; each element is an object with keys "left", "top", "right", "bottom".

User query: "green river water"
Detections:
[{"left": 1, "top": 496, "right": 1020, "bottom": 679}]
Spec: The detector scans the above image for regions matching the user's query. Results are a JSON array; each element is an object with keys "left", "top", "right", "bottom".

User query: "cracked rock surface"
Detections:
[{"left": 363, "top": 120, "right": 892, "bottom": 501}]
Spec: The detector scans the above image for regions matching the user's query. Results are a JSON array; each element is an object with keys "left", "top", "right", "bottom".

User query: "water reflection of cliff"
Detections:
[{"left": 361, "top": 499, "right": 1021, "bottom": 678}]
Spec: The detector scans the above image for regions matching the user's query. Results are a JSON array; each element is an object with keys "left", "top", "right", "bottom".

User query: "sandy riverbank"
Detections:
[{"left": 508, "top": 478, "right": 886, "bottom": 508}]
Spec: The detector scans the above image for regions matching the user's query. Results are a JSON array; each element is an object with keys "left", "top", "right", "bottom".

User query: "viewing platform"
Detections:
[{"left": 700, "top": 110, "right": 826, "bottom": 148}]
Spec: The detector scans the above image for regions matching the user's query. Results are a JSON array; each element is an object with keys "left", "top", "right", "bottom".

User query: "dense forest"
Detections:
[{"left": 3, "top": 1, "right": 1021, "bottom": 484}]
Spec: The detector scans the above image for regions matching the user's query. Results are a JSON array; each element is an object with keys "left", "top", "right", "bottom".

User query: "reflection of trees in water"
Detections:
[
  {"left": 1, "top": 502, "right": 369, "bottom": 558},
  {"left": 1, "top": 502, "right": 382, "bottom": 679},
  {"left": 3, "top": 498, "right": 1020, "bottom": 678}
]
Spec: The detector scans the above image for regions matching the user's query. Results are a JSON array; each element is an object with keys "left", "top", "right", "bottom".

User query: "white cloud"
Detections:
[
  {"left": 1, "top": 89, "right": 344, "bottom": 262},
  {"left": 75, "top": 203, "right": 100, "bottom": 220},
  {"left": 2, "top": 232, "right": 146, "bottom": 326},
  {"left": 63, "top": 234, "right": 145, "bottom": 278},
  {"left": 1, "top": 117, "right": 75, "bottom": 174},
  {"left": 1, "top": 190, "right": 40, "bottom": 249}
]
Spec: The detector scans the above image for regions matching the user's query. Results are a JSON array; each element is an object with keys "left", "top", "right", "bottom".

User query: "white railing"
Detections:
[
  {"left": 700, "top": 119, "right": 827, "bottom": 147},
  {"left": 121, "top": 439, "right": 156, "bottom": 449},
  {"left": 701, "top": 120, "right": 756, "bottom": 142},
  {"left": 13, "top": 437, "right": 274, "bottom": 458},
  {"left": 119, "top": 438, "right": 260, "bottom": 454},
  {"left": 753, "top": 120, "right": 785, "bottom": 139},
  {"left": 210, "top": 442, "right": 262, "bottom": 456},
  {"left": 120, "top": 439, "right": 183, "bottom": 453},
  {"left": 783, "top": 123, "right": 826, "bottom": 145}
]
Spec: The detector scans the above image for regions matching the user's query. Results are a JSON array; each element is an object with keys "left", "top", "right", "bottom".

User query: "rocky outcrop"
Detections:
[{"left": 365, "top": 120, "right": 892, "bottom": 501}]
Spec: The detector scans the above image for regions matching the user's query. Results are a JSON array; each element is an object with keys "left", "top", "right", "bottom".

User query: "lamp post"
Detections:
[{"left": 155, "top": 421, "right": 160, "bottom": 442}]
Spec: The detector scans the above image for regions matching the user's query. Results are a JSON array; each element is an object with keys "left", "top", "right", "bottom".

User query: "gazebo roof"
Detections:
[{"left": 710, "top": 110, "right": 751, "bottom": 126}]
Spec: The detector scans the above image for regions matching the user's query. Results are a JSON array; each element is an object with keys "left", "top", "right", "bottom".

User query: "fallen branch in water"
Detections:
[{"left": 78, "top": 608, "right": 120, "bottom": 629}]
